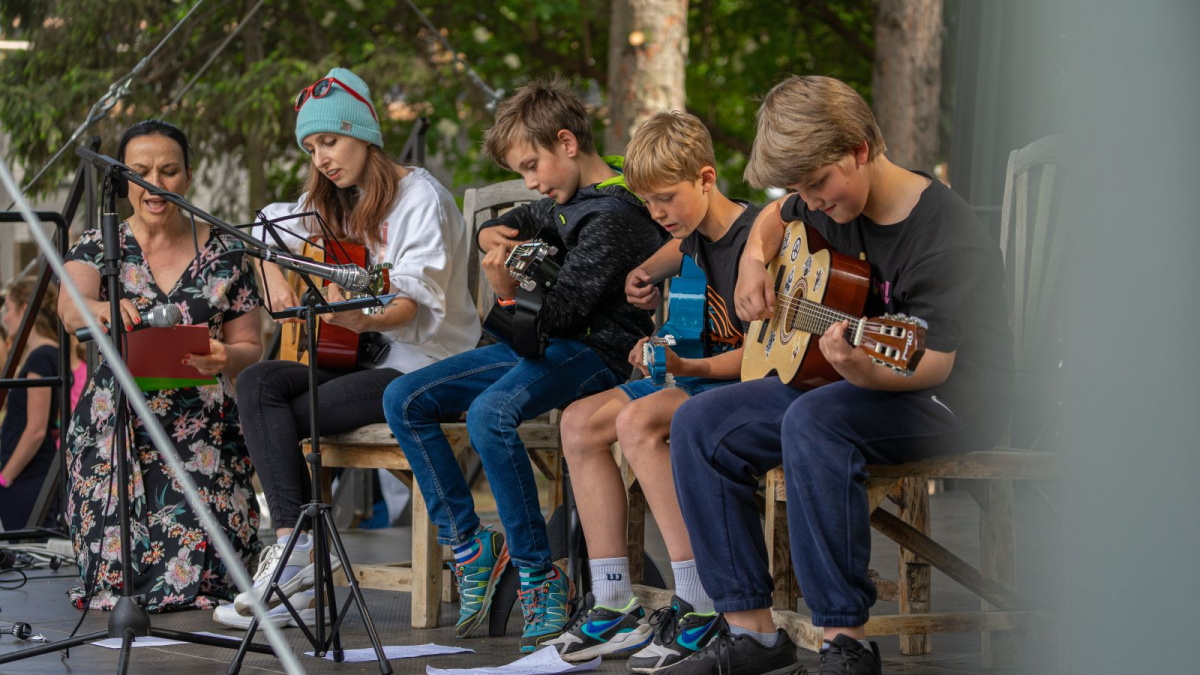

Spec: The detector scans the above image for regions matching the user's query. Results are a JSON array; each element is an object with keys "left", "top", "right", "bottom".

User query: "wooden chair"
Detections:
[
  {"left": 762, "top": 135, "right": 1065, "bottom": 666},
  {"left": 308, "top": 179, "right": 565, "bottom": 630}
]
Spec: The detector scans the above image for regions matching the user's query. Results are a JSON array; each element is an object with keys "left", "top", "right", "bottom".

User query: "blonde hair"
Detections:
[
  {"left": 5, "top": 277, "right": 59, "bottom": 342},
  {"left": 624, "top": 111, "right": 717, "bottom": 195},
  {"left": 302, "top": 143, "right": 398, "bottom": 250},
  {"left": 482, "top": 77, "right": 595, "bottom": 170},
  {"left": 744, "top": 75, "right": 886, "bottom": 189}
]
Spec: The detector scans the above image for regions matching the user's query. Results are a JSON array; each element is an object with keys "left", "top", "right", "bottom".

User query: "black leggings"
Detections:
[{"left": 237, "top": 360, "right": 402, "bottom": 530}]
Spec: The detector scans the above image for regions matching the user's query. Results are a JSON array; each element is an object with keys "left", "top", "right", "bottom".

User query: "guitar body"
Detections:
[
  {"left": 741, "top": 221, "right": 872, "bottom": 389},
  {"left": 278, "top": 241, "right": 378, "bottom": 371}
]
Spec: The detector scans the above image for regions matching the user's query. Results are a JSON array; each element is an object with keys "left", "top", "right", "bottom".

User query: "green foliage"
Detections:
[{"left": 0, "top": 0, "right": 875, "bottom": 210}]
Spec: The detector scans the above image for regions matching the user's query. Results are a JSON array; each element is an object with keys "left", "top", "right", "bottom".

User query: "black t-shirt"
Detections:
[
  {"left": 680, "top": 200, "right": 759, "bottom": 355},
  {"left": 780, "top": 174, "right": 1014, "bottom": 434},
  {"left": 0, "top": 344, "right": 60, "bottom": 477}
]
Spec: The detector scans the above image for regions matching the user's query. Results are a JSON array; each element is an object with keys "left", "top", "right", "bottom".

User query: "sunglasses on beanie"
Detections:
[{"left": 294, "top": 76, "right": 379, "bottom": 122}]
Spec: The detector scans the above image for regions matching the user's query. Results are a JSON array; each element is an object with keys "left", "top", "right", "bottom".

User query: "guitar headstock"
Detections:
[
  {"left": 506, "top": 241, "right": 559, "bottom": 292},
  {"left": 859, "top": 314, "right": 927, "bottom": 375}
]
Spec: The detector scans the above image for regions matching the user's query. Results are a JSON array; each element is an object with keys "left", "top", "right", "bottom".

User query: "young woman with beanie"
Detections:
[{"left": 218, "top": 67, "right": 480, "bottom": 627}]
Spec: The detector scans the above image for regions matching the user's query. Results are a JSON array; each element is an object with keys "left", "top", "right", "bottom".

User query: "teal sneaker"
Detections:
[
  {"left": 543, "top": 591, "right": 652, "bottom": 661},
  {"left": 629, "top": 595, "right": 720, "bottom": 672},
  {"left": 518, "top": 562, "right": 574, "bottom": 653},
  {"left": 452, "top": 527, "right": 510, "bottom": 638}
]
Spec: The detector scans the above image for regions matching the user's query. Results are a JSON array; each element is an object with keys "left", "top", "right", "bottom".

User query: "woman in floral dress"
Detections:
[{"left": 57, "top": 120, "right": 264, "bottom": 611}]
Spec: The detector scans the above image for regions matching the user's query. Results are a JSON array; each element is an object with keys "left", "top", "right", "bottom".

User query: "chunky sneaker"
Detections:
[
  {"left": 662, "top": 618, "right": 804, "bottom": 674},
  {"left": 544, "top": 592, "right": 652, "bottom": 661},
  {"left": 214, "top": 589, "right": 318, "bottom": 629},
  {"left": 817, "top": 635, "right": 881, "bottom": 675},
  {"left": 518, "top": 562, "right": 574, "bottom": 653},
  {"left": 629, "top": 596, "right": 720, "bottom": 673},
  {"left": 234, "top": 533, "right": 343, "bottom": 614},
  {"left": 453, "top": 527, "right": 510, "bottom": 638}
]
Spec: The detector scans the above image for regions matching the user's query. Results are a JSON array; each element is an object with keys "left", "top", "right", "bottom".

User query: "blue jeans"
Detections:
[
  {"left": 383, "top": 339, "right": 619, "bottom": 569},
  {"left": 671, "top": 378, "right": 1000, "bottom": 627}
]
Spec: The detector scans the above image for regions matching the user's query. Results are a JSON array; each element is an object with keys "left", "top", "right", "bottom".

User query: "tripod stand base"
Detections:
[{"left": 0, "top": 626, "right": 275, "bottom": 668}]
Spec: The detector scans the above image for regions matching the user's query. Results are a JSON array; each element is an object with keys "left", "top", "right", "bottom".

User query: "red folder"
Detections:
[{"left": 125, "top": 325, "right": 217, "bottom": 391}]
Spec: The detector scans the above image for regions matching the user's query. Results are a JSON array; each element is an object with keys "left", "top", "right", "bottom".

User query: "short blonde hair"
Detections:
[
  {"left": 744, "top": 75, "right": 886, "bottom": 189},
  {"left": 624, "top": 111, "right": 717, "bottom": 195},
  {"left": 482, "top": 77, "right": 595, "bottom": 170}
]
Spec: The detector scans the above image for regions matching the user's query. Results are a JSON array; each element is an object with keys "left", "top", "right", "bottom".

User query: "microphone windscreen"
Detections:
[{"left": 149, "top": 304, "right": 184, "bottom": 327}]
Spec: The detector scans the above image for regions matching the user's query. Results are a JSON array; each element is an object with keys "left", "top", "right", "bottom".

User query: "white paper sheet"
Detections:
[
  {"left": 90, "top": 631, "right": 235, "bottom": 649},
  {"left": 304, "top": 643, "right": 474, "bottom": 662},
  {"left": 426, "top": 646, "right": 601, "bottom": 674}
]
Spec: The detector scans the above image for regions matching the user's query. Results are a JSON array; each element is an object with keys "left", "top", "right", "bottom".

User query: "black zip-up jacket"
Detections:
[{"left": 477, "top": 163, "right": 670, "bottom": 378}]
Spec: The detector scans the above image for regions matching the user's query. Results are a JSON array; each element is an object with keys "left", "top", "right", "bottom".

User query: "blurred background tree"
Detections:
[{"left": 0, "top": 0, "right": 950, "bottom": 217}]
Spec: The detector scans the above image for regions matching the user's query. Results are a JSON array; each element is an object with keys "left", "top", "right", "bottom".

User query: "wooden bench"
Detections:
[
  {"left": 764, "top": 135, "right": 1064, "bottom": 667},
  {"left": 301, "top": 180, "right": 565, "bottom": 630}
]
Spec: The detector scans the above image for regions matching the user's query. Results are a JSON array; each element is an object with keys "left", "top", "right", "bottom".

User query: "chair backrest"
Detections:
[
  {"left": 997, "top": 135, "right": 1064, "bottom": 447},
  {"left": 461, "top": 180, "right": 542, "bottom": 321}
]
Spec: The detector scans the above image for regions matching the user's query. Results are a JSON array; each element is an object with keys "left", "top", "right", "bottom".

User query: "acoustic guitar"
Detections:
[
  {"left": 278, "top": 240, "right": 392, "bottom": 371},
  {"left": 741, "top": 220, "right": 927, "bottom": 389}
]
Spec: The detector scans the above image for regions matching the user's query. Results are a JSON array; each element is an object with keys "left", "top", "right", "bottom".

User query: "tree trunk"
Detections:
[
  {"left": 244, "top": 10, "right": 270, "bottom": 212},
  {"left": 872, "top": 0, "right": 943, "bottom": 173},
  {"left": 605, "top": 0, "right": 689, "bottom": 155}
]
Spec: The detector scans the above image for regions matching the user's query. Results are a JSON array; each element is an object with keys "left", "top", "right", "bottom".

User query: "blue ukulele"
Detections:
[{"left": 643, "top": 255, "right": 707, "bottom": 387}]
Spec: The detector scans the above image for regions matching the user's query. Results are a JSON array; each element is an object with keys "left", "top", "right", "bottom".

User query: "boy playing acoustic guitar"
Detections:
[{"left": 666, "top": 76, "right": 1014, "bottom": 674}]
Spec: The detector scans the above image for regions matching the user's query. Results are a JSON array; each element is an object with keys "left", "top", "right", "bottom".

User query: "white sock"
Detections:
[
  {"left": 671, "top": 559, "right": 714, "bottom": 614},
  {"left": 589, "top": 557, "right": 634, "bottom": 609},
  {"left": 730, "top": 624, "right": 780, "bottom": 647}
]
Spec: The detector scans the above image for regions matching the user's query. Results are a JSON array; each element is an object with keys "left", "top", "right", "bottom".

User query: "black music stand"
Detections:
[{"left": 227, "top": 290, "right": 396, "bottom": 675}]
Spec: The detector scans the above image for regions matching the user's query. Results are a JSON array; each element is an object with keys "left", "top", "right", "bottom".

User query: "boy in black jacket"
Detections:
[{"left": 382, "top": 78, "right": 668, "bottom": 653}]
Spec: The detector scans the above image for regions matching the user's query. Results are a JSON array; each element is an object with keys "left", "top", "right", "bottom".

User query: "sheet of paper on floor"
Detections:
[
  {"left": 91, "top": 631, "right": 235, "bottom": 649},
  {"left": 426, "top": 646, "right": 601, "bottom": 674},
  {"left": 305, "top": 643, "right": 474, "bottom": 662}
]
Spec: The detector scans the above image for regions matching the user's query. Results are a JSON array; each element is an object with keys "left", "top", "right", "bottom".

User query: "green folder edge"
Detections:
[{"left": 135, "top": 376, "right": 218, "bottom": 392}]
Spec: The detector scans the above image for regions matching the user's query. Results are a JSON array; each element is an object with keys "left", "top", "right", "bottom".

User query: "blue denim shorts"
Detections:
[{"left": 618, "top": 375, "right": 736, "bottom": 401}]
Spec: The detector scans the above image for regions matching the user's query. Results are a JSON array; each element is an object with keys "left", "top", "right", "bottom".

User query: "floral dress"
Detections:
[{"left": 64, "top": 223, "right": 262, "bottom": 612}]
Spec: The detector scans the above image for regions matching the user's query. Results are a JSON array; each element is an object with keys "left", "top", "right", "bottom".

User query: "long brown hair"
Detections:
[
  {"left": 301, "top": 144, "right": 399, "bottom": 249},
  {"left": 5, "top": 277, "right": 59, "bottom": 342}
]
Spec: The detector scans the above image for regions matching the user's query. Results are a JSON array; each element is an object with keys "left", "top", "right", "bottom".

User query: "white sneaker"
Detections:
[
  {"left": 233, "top": 533, "right": 343, "bottom": 614},
  {"left": 214, "top": 590, "right": 317, "bottom": 629}
]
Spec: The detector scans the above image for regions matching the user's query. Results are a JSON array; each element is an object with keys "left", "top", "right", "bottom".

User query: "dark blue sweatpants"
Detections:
[{"left": 670, "top": 377, "right": 998, "bottom": 627}]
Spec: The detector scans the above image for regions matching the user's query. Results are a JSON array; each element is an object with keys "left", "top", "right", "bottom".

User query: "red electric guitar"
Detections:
[{"left": 741, "top": 220, "right": 927, "bottom": 389}]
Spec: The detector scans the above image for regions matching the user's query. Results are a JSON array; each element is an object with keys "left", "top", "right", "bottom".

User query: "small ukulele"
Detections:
[{"left": 741, "top": 220, "right": 927, "bottom": 389}]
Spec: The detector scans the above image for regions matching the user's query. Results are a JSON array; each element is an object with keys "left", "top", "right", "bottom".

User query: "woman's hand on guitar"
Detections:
[
  {"left": 320, "top": 285, "right": 372, "bottom": 333},
  {"left": 183, "top": 339, "right": 227, "bottom": 378},
  {"left": 482, "top": 244, "right": 519, "bottom": 298},
  {"left": 735, "top": 255, "right": 775, "bottom": 322},
  {"left": 625, "top": 268, "right": 662, "bottom": 310},
  {"left": 478, "top": 225, "right": 521, "bottom": 253},
  {"left": 263, "top": 265, "right": 301, "bottom": 323}
]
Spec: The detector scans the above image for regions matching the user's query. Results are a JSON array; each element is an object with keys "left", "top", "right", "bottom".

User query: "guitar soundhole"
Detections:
[{"left": 777, "top": 278, "right": 806, "bottom": 346}]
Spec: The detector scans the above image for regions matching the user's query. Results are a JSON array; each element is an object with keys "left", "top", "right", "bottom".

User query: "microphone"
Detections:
[
  {"left": 76, "top": 304, "right": 183, "bottom": 343},
  {"left": 244, "top": 249, "right": 371, "bottom": 292}
]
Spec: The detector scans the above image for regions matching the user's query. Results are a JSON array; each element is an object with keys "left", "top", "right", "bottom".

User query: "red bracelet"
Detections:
[{"left": 0, "top": 474, "right": 9, "bottom": 488}]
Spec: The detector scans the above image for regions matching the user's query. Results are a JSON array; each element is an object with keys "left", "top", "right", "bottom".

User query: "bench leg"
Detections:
[
  {"left": 977, "top": 479, "right": 1018, "bottom": 668},
  {"left": 627, "top": 482, "right": 647, "bottom": 585},
  {"left": 765, "top": 467, "right": 800, "bottom": 611},
  {"left": 411, "top": 479, "right": 442, "bottom": 628},
  {"left": 897, "top": 477, "right": 932, "bottom": 655}
]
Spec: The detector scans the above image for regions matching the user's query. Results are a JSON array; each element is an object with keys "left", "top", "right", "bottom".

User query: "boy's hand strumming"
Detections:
[{"left": 735, "top": 255, "right": 774, "bottom": 322}]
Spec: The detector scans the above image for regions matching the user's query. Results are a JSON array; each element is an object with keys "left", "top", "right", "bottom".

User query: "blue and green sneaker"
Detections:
[
  {"left": 452, "top": 527, "right": 510, "bottom": 638},
  {"left": 517, "top": 562, "right": 574, "bottom": 653},
  {"left": 628, "top": 596, "right": 720, "bottom": 673},
  {"left": 544, "top": 592, "right": 652, "bottom": 661}
]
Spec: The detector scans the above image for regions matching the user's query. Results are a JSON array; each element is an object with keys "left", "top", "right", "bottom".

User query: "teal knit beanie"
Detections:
[{"left": 295, "top": 67, "right": 384, "bottom": 151}]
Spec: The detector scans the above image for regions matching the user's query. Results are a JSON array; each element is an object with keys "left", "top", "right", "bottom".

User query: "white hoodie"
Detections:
[{"left": 255, "top": 167, "right": 481, "bottom": 374}]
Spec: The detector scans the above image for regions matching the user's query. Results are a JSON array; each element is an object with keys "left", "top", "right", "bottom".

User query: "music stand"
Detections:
[{"left": 227, "top": 288, "right": 396, "bottom": 675}]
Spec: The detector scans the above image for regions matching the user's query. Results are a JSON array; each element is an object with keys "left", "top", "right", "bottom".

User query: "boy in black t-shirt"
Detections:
[
  {"left": 668, "top": 76, "right": 1013, "bottom": 675},
  {"left": 546, "top": 112, "right": 758, "bottom": 668}
]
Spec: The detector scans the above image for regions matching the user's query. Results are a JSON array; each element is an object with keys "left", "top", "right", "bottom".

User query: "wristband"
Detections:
[
  {"left": 0, "top": 474, "right": 9, "bottom": 488},
  {"left": 496, "top": 297, "right": 517, "bottom": 308}
]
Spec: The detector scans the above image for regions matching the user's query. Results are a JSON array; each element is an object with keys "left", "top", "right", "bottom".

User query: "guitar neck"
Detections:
[{"left": 786, "top": 296, "right": 863, "bottom": 345}]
